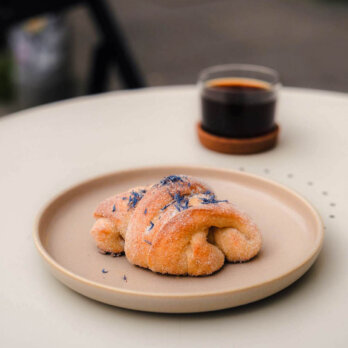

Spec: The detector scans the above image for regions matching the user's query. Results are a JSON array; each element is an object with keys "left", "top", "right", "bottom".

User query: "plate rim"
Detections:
[{"left": 33, "top": 164, "right": 324, "bottom": 299}]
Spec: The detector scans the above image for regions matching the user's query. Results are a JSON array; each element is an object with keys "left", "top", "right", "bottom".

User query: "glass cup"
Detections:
[{"left": 198, "top": 64, "right": 280, "bottom": 138}]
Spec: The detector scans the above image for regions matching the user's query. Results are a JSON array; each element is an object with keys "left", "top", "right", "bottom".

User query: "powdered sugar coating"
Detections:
[
  {"left": 90, "top": 186, "right": 148, "bottom": 253},
  {"left": 90, "top": 175, "right": 262, "bottom": 276}
]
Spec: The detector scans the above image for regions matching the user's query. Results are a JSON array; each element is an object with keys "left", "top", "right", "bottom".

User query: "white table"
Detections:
[{"left": 1, "top": 86, "right": 347, "bottom": 347}]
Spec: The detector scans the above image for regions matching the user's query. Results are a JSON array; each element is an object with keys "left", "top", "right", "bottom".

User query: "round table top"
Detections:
[{"left": 0, "top": 86, "right": 347, "bottom": 347}]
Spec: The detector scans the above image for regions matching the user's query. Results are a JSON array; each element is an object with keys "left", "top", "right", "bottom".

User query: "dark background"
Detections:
[
  {"left": 68, "top": 0, "right": 348, "bottom": 91},
  {"left": 1, "top": 0, "right": 348, "bottom": 115}
]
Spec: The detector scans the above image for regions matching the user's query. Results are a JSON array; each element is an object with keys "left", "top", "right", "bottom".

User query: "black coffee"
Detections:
[{"left": 201, "top": 78, "right": 276, "bottom": 138}]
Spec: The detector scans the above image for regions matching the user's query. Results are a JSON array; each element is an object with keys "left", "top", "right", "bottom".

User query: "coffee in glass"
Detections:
[{"left": 199, "top": 65, "right": 280, "bottom": 138}]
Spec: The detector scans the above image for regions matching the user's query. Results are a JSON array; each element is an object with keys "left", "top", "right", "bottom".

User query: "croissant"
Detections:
[
  {"left": 91, "top": 186, "right": 149, "bottom": 255},
  {"left": 90, "top": 175, "right": 262, "bottom": 276}
]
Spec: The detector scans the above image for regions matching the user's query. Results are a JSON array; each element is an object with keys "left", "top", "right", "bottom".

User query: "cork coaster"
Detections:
[{"left": 197, "top": 123, "right": 279, "bottom": 155}]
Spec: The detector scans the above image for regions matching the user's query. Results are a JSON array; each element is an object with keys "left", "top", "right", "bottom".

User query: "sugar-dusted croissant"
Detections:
[
  {"left": 90, "top": 175, "right": 262, "bottom": 276},
  {"left": 91, "top": 186, "right": 149, "bottom": 255}
]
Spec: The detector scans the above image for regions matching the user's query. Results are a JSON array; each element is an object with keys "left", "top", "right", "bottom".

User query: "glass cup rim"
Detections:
[{"left": 198, "top": 63, "right": 280, "bottom": 86}]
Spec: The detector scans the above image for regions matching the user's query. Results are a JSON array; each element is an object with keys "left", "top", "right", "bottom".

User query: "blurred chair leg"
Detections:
[
  {"left": 87, "top": 42, "right": 110, "bottom": 94},
  {"left": 87, "top": 0, "right": 146, "bottom": 89}
]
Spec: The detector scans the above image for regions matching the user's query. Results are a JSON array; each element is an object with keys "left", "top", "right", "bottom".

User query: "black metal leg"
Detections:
[
  {"left": 87, "top": 42, "right": 110, "bottom": 94},
  {"left": 87, "top": 0, "right": 146, "bottom": 89}
]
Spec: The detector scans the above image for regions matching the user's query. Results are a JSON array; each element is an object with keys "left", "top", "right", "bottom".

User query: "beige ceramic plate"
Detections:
[{"left": 34, "top": 166, "right": 323, "bottom": 313}]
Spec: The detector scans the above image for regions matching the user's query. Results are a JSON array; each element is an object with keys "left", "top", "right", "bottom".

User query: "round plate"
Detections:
[{"left": 34, "top": 166, "right": 324, "bottom": 313}]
